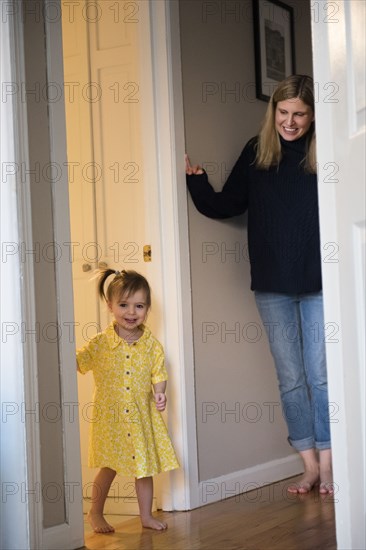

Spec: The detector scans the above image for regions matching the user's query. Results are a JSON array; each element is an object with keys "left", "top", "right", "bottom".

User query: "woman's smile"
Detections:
[{"left": 275, "top": 98, "right": 314, "bottom": 141}]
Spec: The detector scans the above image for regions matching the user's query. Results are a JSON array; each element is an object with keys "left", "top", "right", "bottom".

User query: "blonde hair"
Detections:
[
  {"left": 98, "top": 269, "right": 151, "bottom": 307},
  {"left": 255, "top": 75, "right": 316, "bottom": 173}
]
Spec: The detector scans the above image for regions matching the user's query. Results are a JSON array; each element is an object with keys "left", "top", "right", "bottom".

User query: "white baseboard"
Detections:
[
  {"left": 198, "top": 454, "right": 303, "bottom": 507},
  {"left": 82, "top": 455, "right": 303, "bottom": 513}
]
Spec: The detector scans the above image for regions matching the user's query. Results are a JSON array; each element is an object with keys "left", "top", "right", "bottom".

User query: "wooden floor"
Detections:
[{"left": 82, "top": 475, "right": 337, "bottom": 550}]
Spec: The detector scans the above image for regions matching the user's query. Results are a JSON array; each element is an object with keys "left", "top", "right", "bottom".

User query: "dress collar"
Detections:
[{"left": 106, "top": 322, "right": 150, "bottom": 349}]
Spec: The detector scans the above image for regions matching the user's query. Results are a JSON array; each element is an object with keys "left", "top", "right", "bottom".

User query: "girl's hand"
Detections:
[
  {"left": 185, "top": 154, "right": 204, "bottom": 175},
  {"left": 155, "top": 392, "right": 167, "bottom": 412}
]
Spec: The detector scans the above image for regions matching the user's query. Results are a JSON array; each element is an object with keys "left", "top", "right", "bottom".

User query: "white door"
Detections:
[
  {"left": 62, "top": 0, "right": 167, "bottom": 513},
  {"left": 311, "top": 1, "right": 365, "bottom": 548},
  {"left": 61, "top": 3, "right": 99, "bottom": 501}
]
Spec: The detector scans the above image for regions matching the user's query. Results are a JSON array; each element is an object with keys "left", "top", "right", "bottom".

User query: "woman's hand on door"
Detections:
[{"left": 185, "top": 154, "right": 204, "bottom": 175}]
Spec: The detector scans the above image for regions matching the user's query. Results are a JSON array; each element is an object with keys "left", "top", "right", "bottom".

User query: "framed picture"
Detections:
[{"left": 253, "top": 0, "right": 296, "bottom": 102}]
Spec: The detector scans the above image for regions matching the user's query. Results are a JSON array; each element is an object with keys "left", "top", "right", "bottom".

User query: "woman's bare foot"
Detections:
[
  {"left": 287, "top": 448, "right": 320, "bottom": 493},
  {"left": 141, "top": 515, "right": 167, "bottom": 530},
  {"left": 319, "top": 448, "right": 334, "bottom": 494},
  {"left": 87, "top": 512, "right": 115, "bottom": 533},
  {"left": 287, "top": 470, "right": 319, "bottom": 494},
  {"left": 319, "top": 468, "right": 334, "bottom": 494}
]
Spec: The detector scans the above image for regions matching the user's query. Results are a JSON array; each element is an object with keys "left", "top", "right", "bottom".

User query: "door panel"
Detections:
[
  {"left": 62, "top": 2, "right": 100, "bottom": 495},
  {"left": 88, "top": 4, "right": 145, "bottom": 286}
]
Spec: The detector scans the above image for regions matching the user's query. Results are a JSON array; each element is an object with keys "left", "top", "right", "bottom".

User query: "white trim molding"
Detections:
[
  {"left": 198, "top": 455, "right": 303, "bottom": 508},
  {"left": 41, "top": 1, "right": 84, "bottom": 547},
  {"left": 1, "top": 2, "right": 31, "bottom": 548},
  {"left": 144, "top": 0, "right": 200, "bottom": 510}
]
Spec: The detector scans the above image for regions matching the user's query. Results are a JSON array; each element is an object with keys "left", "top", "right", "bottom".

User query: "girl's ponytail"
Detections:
[{"left": 98, "top": 268, "right": 119, "bottom": 301}]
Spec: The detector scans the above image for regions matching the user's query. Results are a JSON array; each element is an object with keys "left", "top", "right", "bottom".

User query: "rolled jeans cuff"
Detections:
[
  {"left": 315, "top": 440, "right": 331, "bottom": 451},
  {"left": 288, "top": 436, "right": 331, "bottom": 452}
]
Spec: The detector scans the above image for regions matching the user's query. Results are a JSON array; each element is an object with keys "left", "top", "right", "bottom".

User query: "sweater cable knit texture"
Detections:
[{"left": 186, "top": 136, "right": 322, "bottom": 293}]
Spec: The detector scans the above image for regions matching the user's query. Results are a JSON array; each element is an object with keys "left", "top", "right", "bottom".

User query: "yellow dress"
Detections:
[{"left": 77, "top": 322, "right": 179, "bottom": 478}]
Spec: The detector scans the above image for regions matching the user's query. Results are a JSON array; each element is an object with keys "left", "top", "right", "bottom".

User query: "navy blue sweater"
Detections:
[{"left": 186, "top": 136, "right": 322, "bottom": 293}]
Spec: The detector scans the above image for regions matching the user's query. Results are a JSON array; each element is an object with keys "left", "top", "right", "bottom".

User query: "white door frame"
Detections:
[
  {"left": 143, "top": 0, "right": 200, "bottom": 510},
  {"left": 42, "top": 6, "right": 85, "bottom": 548},
  {"left": 1, "top": 4, "right": 32, "bottom": 549},
  {"left": 311, "top": 1, "right": 366, "bottom": 548},
  {"left": 1, "top": 1, "right": 84, "bottom": 548}
]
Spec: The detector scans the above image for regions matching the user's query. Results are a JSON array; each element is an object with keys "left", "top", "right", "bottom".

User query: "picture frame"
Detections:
[{"left": 253, "top": 0, "right": 296, "bottom": 102}]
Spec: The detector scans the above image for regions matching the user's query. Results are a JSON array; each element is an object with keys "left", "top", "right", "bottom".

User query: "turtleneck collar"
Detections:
[{"left": 279, "top": 133, "right": 308, "bottom": 154}]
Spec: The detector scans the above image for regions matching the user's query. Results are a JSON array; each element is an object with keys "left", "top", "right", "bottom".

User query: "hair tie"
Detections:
[{"left": 115, "top": 270, "right": 121, "bottom": 276}]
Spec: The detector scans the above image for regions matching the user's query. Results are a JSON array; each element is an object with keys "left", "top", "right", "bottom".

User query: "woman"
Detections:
[{"left": 186, "top": 74, "right": 333, "bottom": 494}]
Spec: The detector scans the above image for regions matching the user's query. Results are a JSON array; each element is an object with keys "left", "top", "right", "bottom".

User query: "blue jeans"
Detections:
[{"left": 254, "top": 291, "right": 331, "bottom": 452}]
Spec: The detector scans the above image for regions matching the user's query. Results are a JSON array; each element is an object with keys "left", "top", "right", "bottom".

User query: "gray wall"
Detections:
[{"left": 180, "top": 0, "right": 313, "bottom": 481}]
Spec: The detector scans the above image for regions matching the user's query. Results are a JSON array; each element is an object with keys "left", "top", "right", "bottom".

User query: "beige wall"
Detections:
[{"left": 180, "top": 0, "right": 313, "bottom": 481}]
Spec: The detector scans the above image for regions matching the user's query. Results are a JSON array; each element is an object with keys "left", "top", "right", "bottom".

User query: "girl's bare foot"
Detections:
[
  {"left": 135, "top": 477, "right": 167, "bottom": 530},
  {"left": 287, "top": 470, "right": 319, "bottom": 494},
  {"left": 141, "top": 516, "right": 167, "bottom": 530},
  {"left": 87, "top": 512, "right": 115, "bottom": 533}
]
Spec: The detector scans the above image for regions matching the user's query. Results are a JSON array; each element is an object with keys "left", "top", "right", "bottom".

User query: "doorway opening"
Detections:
[{"left": 61, "top": 0, "right": 169, "bottom": 532}]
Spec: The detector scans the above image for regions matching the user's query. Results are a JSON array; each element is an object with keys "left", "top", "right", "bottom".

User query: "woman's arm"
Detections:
[{"left": 185, "top": 141, "right": 254, "bottom": 219}]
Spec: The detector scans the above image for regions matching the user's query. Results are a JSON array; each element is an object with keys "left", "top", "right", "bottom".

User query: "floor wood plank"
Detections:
[{"left": 81, "top": 476, "right": 337, "bottom": 549}]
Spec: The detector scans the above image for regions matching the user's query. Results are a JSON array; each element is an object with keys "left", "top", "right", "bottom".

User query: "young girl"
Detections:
[{"left": 77, "top": 269, "right": 179, "bottom": 533}]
